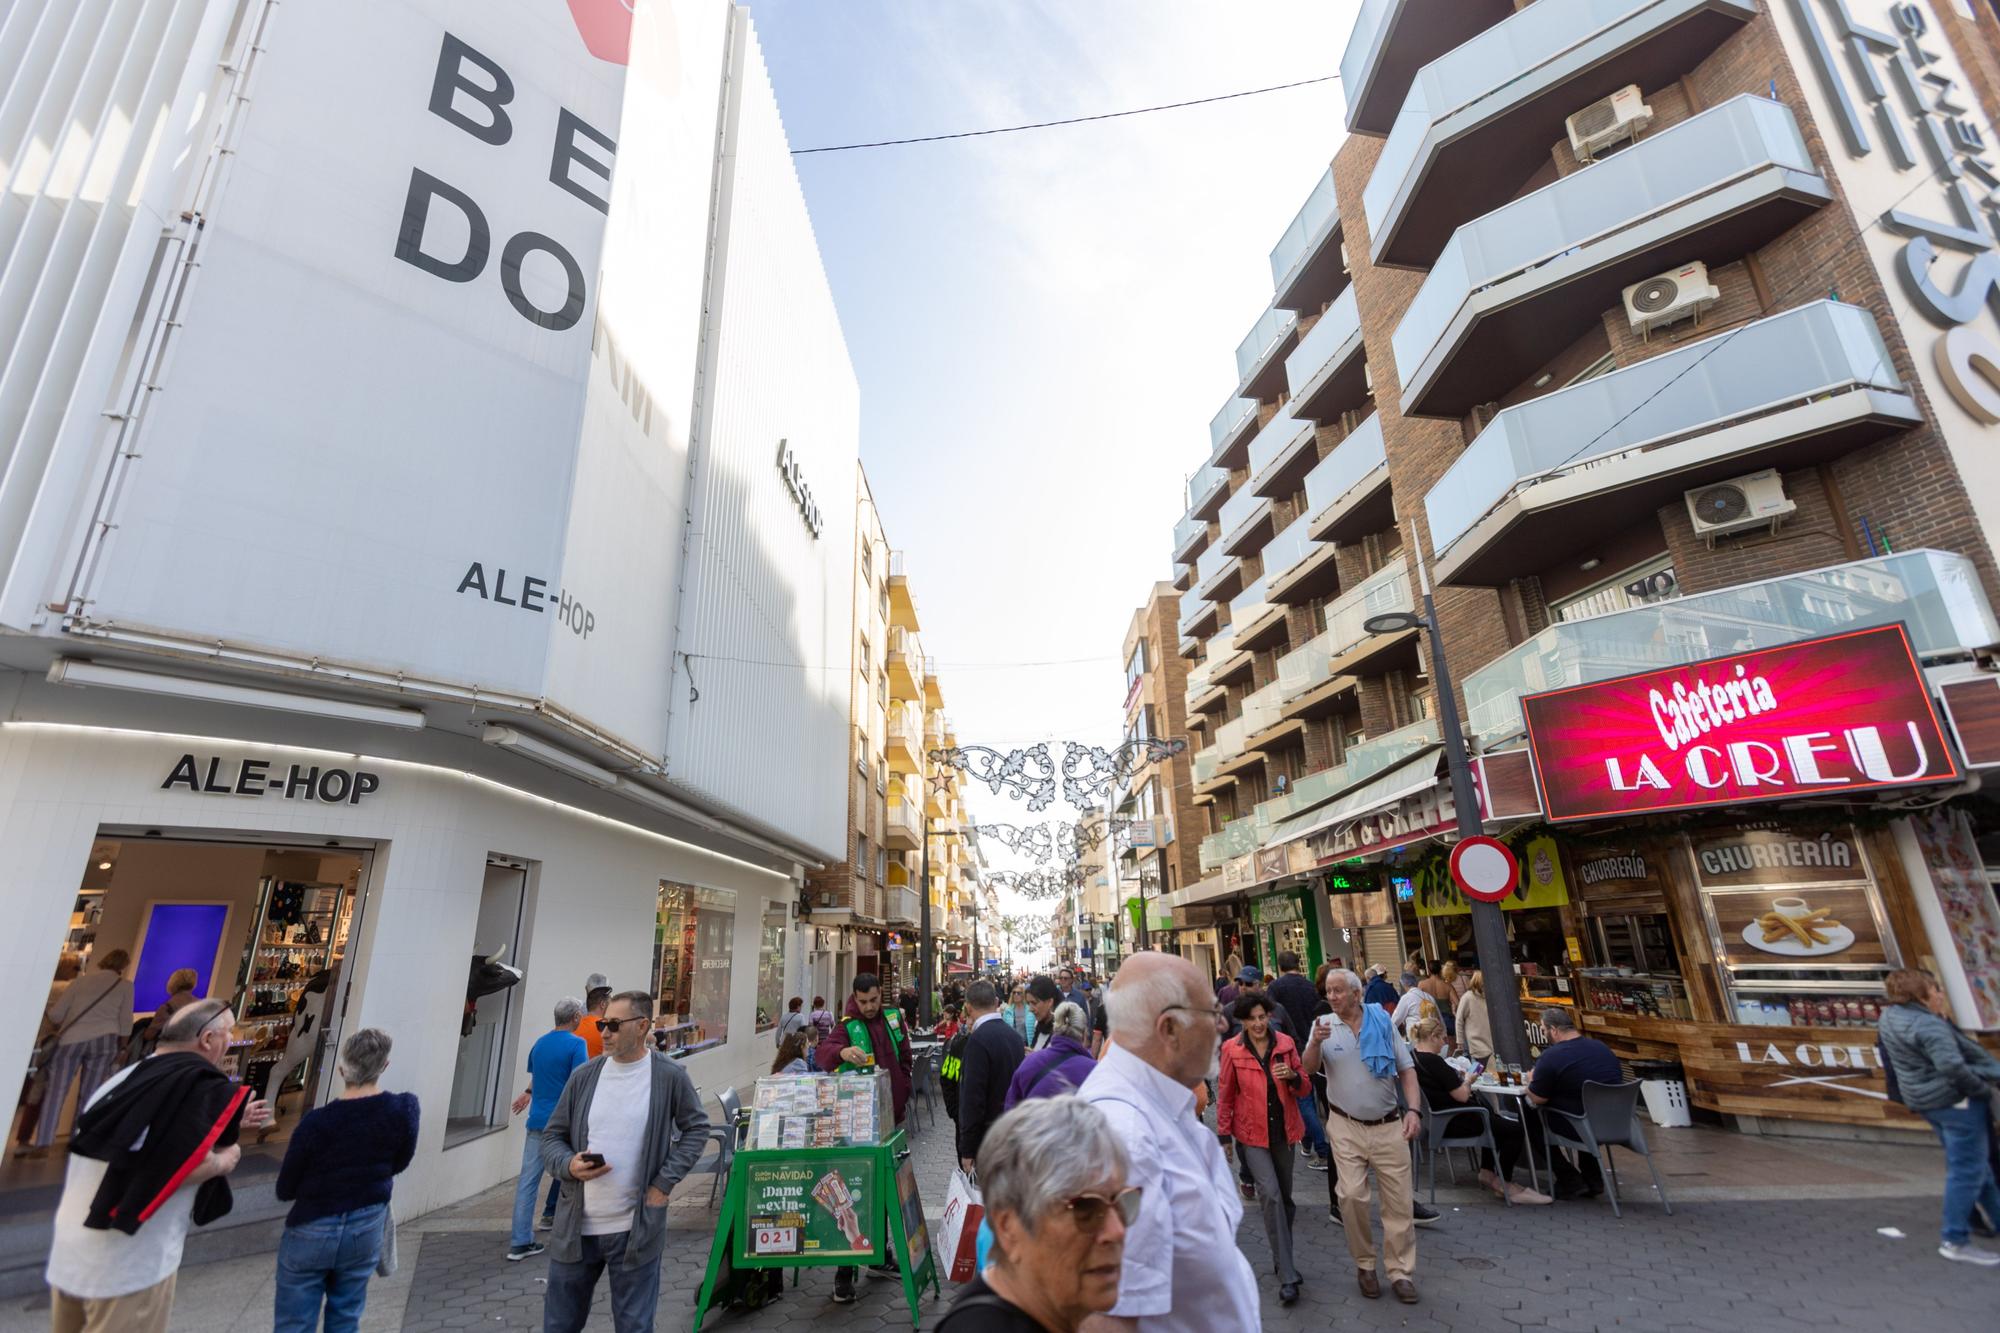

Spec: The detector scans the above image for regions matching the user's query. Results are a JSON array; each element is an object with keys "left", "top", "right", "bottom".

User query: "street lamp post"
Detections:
[{"left": 1362, "top": 553, "right": 1531, "bottom": 1069}]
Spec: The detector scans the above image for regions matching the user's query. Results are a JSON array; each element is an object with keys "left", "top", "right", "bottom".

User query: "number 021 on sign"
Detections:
[
  {"left": 1449, "top": 836, "right": 1518, "bottom": 904},
  {"left": 752, "top": 1224, "right": 801, "bottom": 1256}
]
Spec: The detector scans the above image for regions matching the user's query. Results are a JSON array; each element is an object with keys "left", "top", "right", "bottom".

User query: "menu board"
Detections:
[
  {"left": 739, "top": 1153, "right": 877, "bottom": 1261},
  {"left": 1692, "top": 826, "right": 1890, "bottom": 970}
]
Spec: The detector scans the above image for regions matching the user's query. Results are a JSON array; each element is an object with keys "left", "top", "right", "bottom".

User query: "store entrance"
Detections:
[{"left": 9, "top": 835, "right": 371, "bottom": 1190}]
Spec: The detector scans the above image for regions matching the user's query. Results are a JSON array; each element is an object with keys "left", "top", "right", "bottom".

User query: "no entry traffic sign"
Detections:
[{"left": 1449, "top": 837, "right": 1518, "bottom": 904}]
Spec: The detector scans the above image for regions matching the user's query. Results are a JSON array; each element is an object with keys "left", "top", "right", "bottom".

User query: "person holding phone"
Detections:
[
  {"left": 1215, "top": 993, "right": 1306, "bottom": 1306},
  {"left": 538, "top": 991, "right": 710, "bottom": 1332}
]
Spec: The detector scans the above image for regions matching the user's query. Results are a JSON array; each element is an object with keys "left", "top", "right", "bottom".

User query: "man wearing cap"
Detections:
[{"left": 1363, "top": 964, "right": 1398, "bottom": 1015}]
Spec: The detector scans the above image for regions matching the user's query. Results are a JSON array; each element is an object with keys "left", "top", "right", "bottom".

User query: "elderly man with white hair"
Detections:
[
  {"left": 1302, "top": 966, "right": 1423, "bottom": 1306},
  {"left": 1076, "top": 952, "right": 1260, "bottom": 1333}
]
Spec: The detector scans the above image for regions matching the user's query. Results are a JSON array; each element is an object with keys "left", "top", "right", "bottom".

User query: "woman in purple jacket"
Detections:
[{"left": 1003, "top": 1003, "right": 1096, "bottom": 1109}]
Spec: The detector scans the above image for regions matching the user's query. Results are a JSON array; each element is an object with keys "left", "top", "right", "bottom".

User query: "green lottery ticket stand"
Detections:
[{"left": 694, "top": 1129, "right": 937, "bottom": 1329}]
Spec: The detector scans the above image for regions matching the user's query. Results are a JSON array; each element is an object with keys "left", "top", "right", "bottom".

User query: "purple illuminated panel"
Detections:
[{"left": 133, "top": 903, "right": 229, "bottom": 1012}]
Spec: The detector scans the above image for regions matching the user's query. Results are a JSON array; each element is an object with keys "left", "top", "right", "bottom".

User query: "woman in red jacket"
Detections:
[{"left": 1217, "top": 992, "right": 1306, "bottom": 1306}]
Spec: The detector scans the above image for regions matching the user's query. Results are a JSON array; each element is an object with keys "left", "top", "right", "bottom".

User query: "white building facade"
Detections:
[{"left": 0, "top": 0, "right": 855, "bottom": 1259}]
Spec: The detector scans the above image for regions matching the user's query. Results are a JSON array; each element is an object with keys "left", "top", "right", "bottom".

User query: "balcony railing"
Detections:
[
  {"left": 1364, "top": 0, "right": 1758, "bottom": 267},
  {"left": 886, "top": 798, "right": 923, "bottom": 845},
  {"left": 1304, "top": 412, "right": 1388, "bottom": 542},
  {"left": 1201, "top": 817, "right": 1264, "bottom": 872},
  {"left": 1426, "top": 300, "right": 1915, "bottom": 580},
  {"left": 1217, "top": 480, "right": 1274, "bottom": 555},
  {"left": 1229, "top": 576, "right": 1275, "bottom": 635},
  {"left": 1187, "top": 462, "right": 1230, "bottom": 521},
  {"left": 1464, "top": 550, "right": 2000, "bottom": 745},
  {"left": 1247, "top": 405, "right": 1318, "bottom": 497},
  {"left": 1394, "top": 95, "right": 1825, "bottom": 418},
  {"left": 1339, "top": 0, "right": 1517, "bottom": 136},
  {"left": 1179, "top": 582, "right": 1223, "bottom": 638},
  {"left": 1211, "top": 396, "right": 1261, "bottom": 460},
  {"left": 1235, "top": 303, "right": 1299, "bottom": 400},
  {"left": 1215, "top": 679, "right": 1287, "bottom": 764},
  {"left": 1193, "top": 745, "right": 1221, "bottom": 785},
  {"left": 1284, "top": 286, "right": 1366, "bottom": 426},
  {"left": 1345, "top": 716, "right": 1442, "bottom": 785},
  {"left": 1259, "top": 511, "right": 1317, "bottom": 591},
  {"left": 1270, "top": 166, "right": 1345, "bottom": 312},
  {"left": 1172, "top": 512, "right": 1209, "bottom": 563},
  {"left": 1195, "top": 538, "right": 1242, "bottom": 601}
]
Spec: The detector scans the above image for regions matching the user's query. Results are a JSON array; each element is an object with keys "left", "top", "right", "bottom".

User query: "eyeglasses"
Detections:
[
  {"left": 1160, "top": 1002, "right": 1228, "bottom": 1030},
  {"left": 1060, "top": 1186, "right": 1143, "bottom": 1234},
  {"left": 598, "top": 1016, "right": 645, "bottom": 1034}
]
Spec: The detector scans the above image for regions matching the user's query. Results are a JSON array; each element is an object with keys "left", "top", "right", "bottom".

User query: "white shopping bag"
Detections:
[{"left": 936, "top": 1167, "right": 984, "bottom": 1283}]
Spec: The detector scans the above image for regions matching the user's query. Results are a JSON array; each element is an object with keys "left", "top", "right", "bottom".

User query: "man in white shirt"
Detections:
[
  {"left": 1078, "top": 952, "right": 1261, "bottom": 1333},
  {"left": 540, "top": 990, "right": 710, "bottom": 1332},
  {"left": 46, "top": 998, "right": 272, "bottom": 1333}
]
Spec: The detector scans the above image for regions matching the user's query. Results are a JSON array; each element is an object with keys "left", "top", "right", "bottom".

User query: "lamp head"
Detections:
[{"left": 1363, "top": 611, "right": 1425, "bottom": 635}]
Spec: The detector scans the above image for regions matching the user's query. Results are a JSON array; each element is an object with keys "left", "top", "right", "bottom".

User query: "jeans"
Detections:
[
  {"left": 543, "top": 1230, "right": 660, "bottom": 1333},
  {"left": 512, "top": 1129, "right": 550, "bottom": 1246},
  {"left": 1923, "top": 1099, "right": 2000, "bottom": 1246},
  {"left": 1297, "top": 1092, "right": 1330, "bottom": 1159},
  {"left": 273, "top": 1203, "right": 385, "bottom": 1333}
]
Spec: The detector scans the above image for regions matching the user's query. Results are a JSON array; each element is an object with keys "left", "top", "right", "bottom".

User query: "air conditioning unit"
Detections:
[
  {"left": 1567, "top": 84, "right": 1653, "bottom": 161},
  {"left": 1624, "top": 262, "right": 1720, "bottom": 337},
  {"left": 1685, "top": 469, "right": 1795, "bottom": 544}
]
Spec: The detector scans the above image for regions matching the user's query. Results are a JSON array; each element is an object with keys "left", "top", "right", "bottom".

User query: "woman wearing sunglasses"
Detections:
[{"left": 939, "top": 1096, "right": 1136, "bottom": 1333}]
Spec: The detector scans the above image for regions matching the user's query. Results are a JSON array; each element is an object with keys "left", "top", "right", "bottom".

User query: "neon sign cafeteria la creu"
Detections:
[{"left": 1521, "top": 625, "right": 1959, "bottom": 822}]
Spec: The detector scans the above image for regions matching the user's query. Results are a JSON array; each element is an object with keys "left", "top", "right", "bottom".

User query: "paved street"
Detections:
[{"left": 3, "top": 1100, "right": 1993, "bottom": 1333}]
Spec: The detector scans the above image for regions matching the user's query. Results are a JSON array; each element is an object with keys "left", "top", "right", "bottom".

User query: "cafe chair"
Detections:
[
  {"left": 1419, "top": 1087, "right": 1511, "bottom": 1207},
  {"left": 687, "top": 1084, "right": 745, "bottom": 1207},
  {"left": 908, "top": 1046, "right": 941, "bottom": 1130},
  {"left": 1541, "top": 1078, "right": 1673, "bottom": 1219}
]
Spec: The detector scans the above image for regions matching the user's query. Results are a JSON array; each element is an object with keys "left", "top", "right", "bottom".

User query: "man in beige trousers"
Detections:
[{"left": 1300, "top": 967, "right": 1423, "bottom": 1305}]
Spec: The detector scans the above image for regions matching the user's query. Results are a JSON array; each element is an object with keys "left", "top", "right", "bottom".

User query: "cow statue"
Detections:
[{"left": 464, "top": 943, "right": 525, "bottom": 1037}]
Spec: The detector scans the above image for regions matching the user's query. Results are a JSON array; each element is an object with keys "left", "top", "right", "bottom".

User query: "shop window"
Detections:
[
  {"left": 756, "top": 901, "right": 787, "bottom": 1033},
  {"left": 861, "top": 543, "right": 873, "bottom": 583},
  {"left": 446, "top": 859, "right": 530, "bottom": 1146},
  {"left": 654, "top": 882, "right": 736, "bottom": 1053}
]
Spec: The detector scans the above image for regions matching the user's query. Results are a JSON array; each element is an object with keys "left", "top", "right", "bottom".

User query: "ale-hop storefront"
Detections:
[{"left": 1507, "top": 625, "right": 2000, "bottom": 1131}]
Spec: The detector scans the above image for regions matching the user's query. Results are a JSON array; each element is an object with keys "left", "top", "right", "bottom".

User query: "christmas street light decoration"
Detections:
[
  {"left": 1060, "top": 738, "right": 1187, "bottom": 808},
  {"left": 970, "top": 823, "right": 1057, "bottom": 862},
  {"left": 931, "top": 738, "right": 1188, "bottom": 813}
]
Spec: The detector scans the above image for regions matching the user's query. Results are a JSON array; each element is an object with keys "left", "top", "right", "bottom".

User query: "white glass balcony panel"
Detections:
[
  {"left": 1235, "top": 304, "right": 1299, "bottom": 389},
  {"left": 1304, "top": 412, "right": 1386, "bottom": 524},
  {"left": 1247, "top": 406, "right": 1317, "bottom": 493},
  {"left": 1284, "top": 286, "right": 1363, "bottom": 407}
]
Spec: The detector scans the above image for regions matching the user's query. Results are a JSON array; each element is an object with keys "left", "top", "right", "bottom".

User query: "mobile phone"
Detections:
[{"left": 580, "top": 1152, "right": 606, "bottom": 1168}]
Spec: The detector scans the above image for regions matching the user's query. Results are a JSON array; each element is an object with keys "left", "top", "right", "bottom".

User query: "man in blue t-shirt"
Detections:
[
  {"left": 1527, "top": 1007, "right": 1625, "bottom": 1199},
  {"left": 507, "top": 996, "right": 590, "bottom": 1259}
]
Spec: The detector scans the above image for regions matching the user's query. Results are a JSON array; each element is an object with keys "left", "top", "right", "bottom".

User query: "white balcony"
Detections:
[
  {"left": 1235, "top": 303, "right": 1299, "bottom": 403},
  {"left": 1172, "top": 512, "right": 1210, "bottom": 565},
  {"left": 1217, "top": 480, "right": 1276, "bottom": 557},
  {"left": 1258, "top": 511, "right": 1325, "bottom": 602},
  {"left": 1426, "top": 301, "right": 1920, "bottom": 586},
  {"left": 1283, "top": 286, "right": 1369, "bottom": 429},
  {"left": 1270, "top": 167, "right": 1349, "bottom": 313},
  {"left": 1195, "top": 538, "right": 1246, "bottom": 603},
  {"left": 1364, "top": 0, "right": 1758, "bottom": 269},
  {"left": 1247, "top": 404, "right": 1320, "bottom": 500},
  {"left": 1179, "top": 582, "right": 1224, "bottom": 639},
  {"left": 1340, "top": 0, "right": 1517, "bottom": 136},
  {"left": 1303, "top": 412, "right": 1390, "bottom": 544},
  {"left": 1229, "top": 575, "right": 1288, "bottom": 653},
  {"left": 1463, "top": 550, "right": 2000, "bottom": 745},
  {"left": 1186, "top": 461, "right": 1230, "bottom": 522},
  {"left": 1395, "top": 95, "right": 1829, "bottom": 420},
  {"left": 1211, "top": 397, "right": 1261, "bottom": 468}
]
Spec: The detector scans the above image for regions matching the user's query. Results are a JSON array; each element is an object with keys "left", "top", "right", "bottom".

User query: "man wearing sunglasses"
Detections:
[
  {"left": 539, "top": 991, "right": 710, "bottom": 1332},
  {"left": 1076, "top": 951, "right": 1260, "bottom": 1332}
]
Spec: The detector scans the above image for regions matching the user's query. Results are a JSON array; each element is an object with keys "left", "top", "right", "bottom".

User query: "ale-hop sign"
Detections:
[{"left": 1522, "top": 626, "right": 1958, "bottom": 822}]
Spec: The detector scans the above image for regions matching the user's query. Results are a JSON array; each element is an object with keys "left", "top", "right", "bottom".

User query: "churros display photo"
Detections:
[{"left": 1707, "top": 884, "right": 1884, "bottom": 966}]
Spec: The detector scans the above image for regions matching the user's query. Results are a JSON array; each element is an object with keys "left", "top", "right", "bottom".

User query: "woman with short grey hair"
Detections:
[
  {"left": 938, "top": 1097, "right": 1136, "bottom": 1332},
  {"left": 273, "top": 1029, "right": 419, "bottom": 1331}
]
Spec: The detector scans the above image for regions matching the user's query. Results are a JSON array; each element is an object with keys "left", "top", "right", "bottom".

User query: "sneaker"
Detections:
[
  {"left": 1305, "top": 1153, "right": 1329, "bottom": 1172},
  {"left": 1939, "top": 1242, "right": 2000, "bottom": 1267},
  {"left": 535, "top": 1214, "right": 554, "bottom": 1232},
  {"left": 1327, "top": 1207, "right": 1344, "bottom": 1228},
  {"left": 1412, "top": 1201, "right": 1440, "bottom": 1227},
  {"left": 833, "top": 1272, "right": 857, "bottom": 1303},
  {"left": 507, "top": 1242, "right": 545, "bottom": 1262},
  {"left": 1240, "top": 1181, "right": 1257, "bottom": 1201}
]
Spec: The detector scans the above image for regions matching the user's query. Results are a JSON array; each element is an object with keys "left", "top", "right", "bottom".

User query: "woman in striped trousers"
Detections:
[{"left": 30, "top": 950, "right": 134, "bottom": 1153}]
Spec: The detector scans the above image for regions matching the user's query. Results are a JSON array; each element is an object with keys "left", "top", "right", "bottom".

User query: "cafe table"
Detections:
[{"left": 1469, "top": 1079, "right": 1550, "bottom": 1196}]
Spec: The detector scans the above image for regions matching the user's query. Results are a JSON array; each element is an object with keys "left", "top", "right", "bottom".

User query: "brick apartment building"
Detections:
[
  {"left": 804, "top": 466, "right": 983, "bottom": 1005},
  {"left": 1156, "top": 0, "right": 2000, "bottom": 1128},
  {"left": 1110, "top": 582, "right": 1208, "bottom": 950}
]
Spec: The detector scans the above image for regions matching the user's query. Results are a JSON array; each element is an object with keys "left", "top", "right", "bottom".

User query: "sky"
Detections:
[{"left": 746, "top": 1, "right": 1360, "bottom": 954}]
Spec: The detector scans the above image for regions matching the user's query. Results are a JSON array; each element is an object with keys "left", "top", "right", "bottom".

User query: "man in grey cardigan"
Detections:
[{"left": 539, "top": 990, "right": 711, "bottom": 1331}]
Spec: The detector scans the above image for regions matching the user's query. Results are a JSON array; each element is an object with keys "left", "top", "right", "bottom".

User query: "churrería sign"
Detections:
[{"left": 1522, "top": 626, "right": 1957, "bottom": 822}]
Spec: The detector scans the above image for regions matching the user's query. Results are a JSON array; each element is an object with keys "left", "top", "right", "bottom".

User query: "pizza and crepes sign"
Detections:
[{"left": 1520, "top": 626, "right": 1958, "bottom": 823}]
